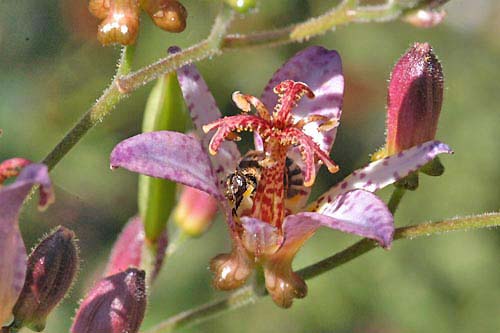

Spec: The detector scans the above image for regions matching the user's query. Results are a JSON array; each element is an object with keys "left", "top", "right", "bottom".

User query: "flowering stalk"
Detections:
[
  {"left": 144, "top": 212, "right": 500, "bottom": 333},
  {"left": 41, "top": 0, "right": 450, "bottom": 173},
  {"left": 111, "top": 45, "right": 452, "bottom": 307}
]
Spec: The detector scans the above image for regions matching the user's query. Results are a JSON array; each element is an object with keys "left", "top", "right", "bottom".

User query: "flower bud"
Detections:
[
  {"left": 105, "top": 217, "right": 145, "bottom": 276},
  {"left": 97, "top": 0, "right": 140, "bottom": 46},
  {"left": 173, "top": 186, "right": 218, "bottom": 237},
  {"left": 385, "top": 42, "right": 444, "bottom": 155},
  {"left": 105, "top": 216, "right": 167, "bottom": 284},
  {"left": 139, "top": 67, "right": 188, "bottom": 242},
  {"left": 373, "top": 43, "right": 445, "bottom": 189},
  {"left": 11, "top": 226, "right": 79, "bottom": 332},
  {"left": 71, "top": 268, "right": 146, "bottom": 333},
  {"left": 140, "top": 0, "right": 188, "bottom": 33}
]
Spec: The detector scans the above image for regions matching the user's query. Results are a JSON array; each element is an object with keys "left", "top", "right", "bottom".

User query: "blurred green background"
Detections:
[{"left": 1, "top": 0, "right": 499, "bottom": 332}]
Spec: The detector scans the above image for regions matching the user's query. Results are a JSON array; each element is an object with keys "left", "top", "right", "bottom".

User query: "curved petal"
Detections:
[
  {"left": 110, "top": 131, "right": 222, "bottom": 199},
  {"left": 0, "top": 164, "right": 53, "bottom": 324},
  {"left": 280, "top": 190, "right": 394, "bottom": 258},
  {"left": 177, "top": 63, "right": 240, "bottom": 183},
  {"left": 311, "top": 140, "right": 453, "bottom": 209},
  {"left": 261, "top": 46, "right": 344, "bottom": 153},
  {"left": 177, "top": 63, "right": 222, "bottom": 131}
]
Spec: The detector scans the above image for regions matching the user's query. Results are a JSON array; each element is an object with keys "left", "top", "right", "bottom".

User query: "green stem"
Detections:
[
  {"left": 41, "top": 0, "right": 447, "bottom": 170},
  {"left": 387, "top": 186, "right": 407, "bottom": 214},
  {"left": 41, "top": 46, "right": 136, "bottom": 170},
  {"left": 221, "top": 0, "right": 432, "bottom": 48},
  {"left": 116, "top": 5, "right": 234, "bottom": 94},
  {"left": 143, "top": 212, "right": 500, "bottom": 333}
]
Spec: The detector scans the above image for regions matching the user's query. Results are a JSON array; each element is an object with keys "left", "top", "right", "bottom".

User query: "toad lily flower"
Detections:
[{"left": 110, "top": 46, "right": 452, "bottom": 307}]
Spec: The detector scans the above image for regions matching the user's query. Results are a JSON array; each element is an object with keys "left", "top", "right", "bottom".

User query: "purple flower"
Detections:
[
  {"left": 110, "top": 46, "right": 452, "bottom": 307},
  {"left": 0, "top": 160, "right": 54, "bottom": 324}
]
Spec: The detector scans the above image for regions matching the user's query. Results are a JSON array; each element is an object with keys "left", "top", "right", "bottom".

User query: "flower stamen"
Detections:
[{"left": 204, "top": 80, "right": 338, "bottom": 226}]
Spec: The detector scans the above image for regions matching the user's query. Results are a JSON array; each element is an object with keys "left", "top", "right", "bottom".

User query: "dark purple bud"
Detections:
[
  {"left": 386, "top": 42, "right": 444, "bottom": 155},
  {"left": 71, "top": 268, "right": 146, "bottom": 333},
  {"left": 11, "top": 226, "right": 79, "bottom": 332}
]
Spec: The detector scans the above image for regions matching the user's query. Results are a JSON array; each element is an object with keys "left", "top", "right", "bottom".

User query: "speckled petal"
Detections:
[
  {"left": 110, "top": 131, "right": 222, "bottom": 199},
  {"left": 177, "top": 63, "right": 241, "bottom": 184},
  {"left": 0, "top": 164, "right": 53, "bottom": 324},
  {"left": 280, "top": 190, "right": 393, "bottom": 257},
  {"left": 311, "top": 140, "right": 453, "bottom": 209},
  {"left": 261, "top": 46, "right": 344, "bottom": 153}
]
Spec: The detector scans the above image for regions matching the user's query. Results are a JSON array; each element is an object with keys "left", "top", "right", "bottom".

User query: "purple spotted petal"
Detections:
[
  {"left": 281, "top": 190, "right": 394, "bottom": 256},
  {"left": 110, "top": 131, "right": 222, "bottom": 199},
  {"left": 176, "top": 63, "right": 222, "bottom": 131},
  {"left": 261, "top": 46, "right": 344, "bottom": 153},
  {"left": 177, "top": 63, "right": 240, "bottom": 185},
  {"left": 0, "top": 164, "right": 53, "bottom": 323},
  {"left": 312, "top": 140, "right": 453, "bottom": 207}
]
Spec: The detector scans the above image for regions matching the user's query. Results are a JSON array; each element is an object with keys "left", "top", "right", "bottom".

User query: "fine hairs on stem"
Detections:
[
  {"left": 41, "top": 0, "right": 448, "bottom": 170},
  {"left": 144, "top": 213, "right": 500, "bottom": 333}
]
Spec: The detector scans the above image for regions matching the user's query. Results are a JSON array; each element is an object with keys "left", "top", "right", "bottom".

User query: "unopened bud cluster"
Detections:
[{"left": 89, "top": 0, "right": 187, "bottom": 45}]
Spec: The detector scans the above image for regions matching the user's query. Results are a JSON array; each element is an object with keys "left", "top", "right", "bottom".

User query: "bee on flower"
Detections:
[{"left": 111, "top": 45, "right": 452, "bottom": 307}]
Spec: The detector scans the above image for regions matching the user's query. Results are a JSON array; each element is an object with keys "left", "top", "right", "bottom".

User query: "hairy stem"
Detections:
[
  {"left": 41, "top": 0, "right": 447, "bottom": 170},
  {"left": 143, "top": 212, "right": 500, "bottom": 333},
  {"left": 42, "top": 46, "right": 136, "bottom": 170}
]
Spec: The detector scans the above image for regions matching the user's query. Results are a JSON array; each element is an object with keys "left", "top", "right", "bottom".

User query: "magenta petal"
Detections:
[
  {"left": 0, "top": 164, "right": 53, "bottom": 323},
  {"left": 177, "top": 63, "right": 240, "bottom": 182},
  {"left": 110, "top": 131, "right": 222, "bottom": 199},
  {"left": 261, "top": 46, "right": 344, "bottom": 153},
  {"left": 106, "top": 217, "right": 145, "bottom": 276},
  {"left": 283, "top": 190, "right": 394, "bottom": 249},
  {"left": 105, "top": 216, "right": 167, "bottom": 284},
  {"left": 313, "top": 140, "right": 453, "bottom": 206}
]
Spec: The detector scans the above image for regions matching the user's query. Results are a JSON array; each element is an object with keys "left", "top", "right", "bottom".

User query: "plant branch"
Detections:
[
  {"left": 41, "top": 0, "right": 448, "bottom": 170},
  {"left": 41, "top": 45, "right": 136, "bottom": 170},
  {"left": 387, "top": 186, "right": 407, "bottom": 214},
  {"left": 143, "top": 212, "right": 500, "bottom": 333}
]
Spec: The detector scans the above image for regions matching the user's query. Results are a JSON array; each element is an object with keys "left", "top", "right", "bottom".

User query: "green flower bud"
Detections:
[{"left": 139, "top": 54, "right": 189, "bottom": 242}]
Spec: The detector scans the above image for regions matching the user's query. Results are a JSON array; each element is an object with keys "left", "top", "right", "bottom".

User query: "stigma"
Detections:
[{"left": 204, "top": 80, "right": 339, "bottom": 226}]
